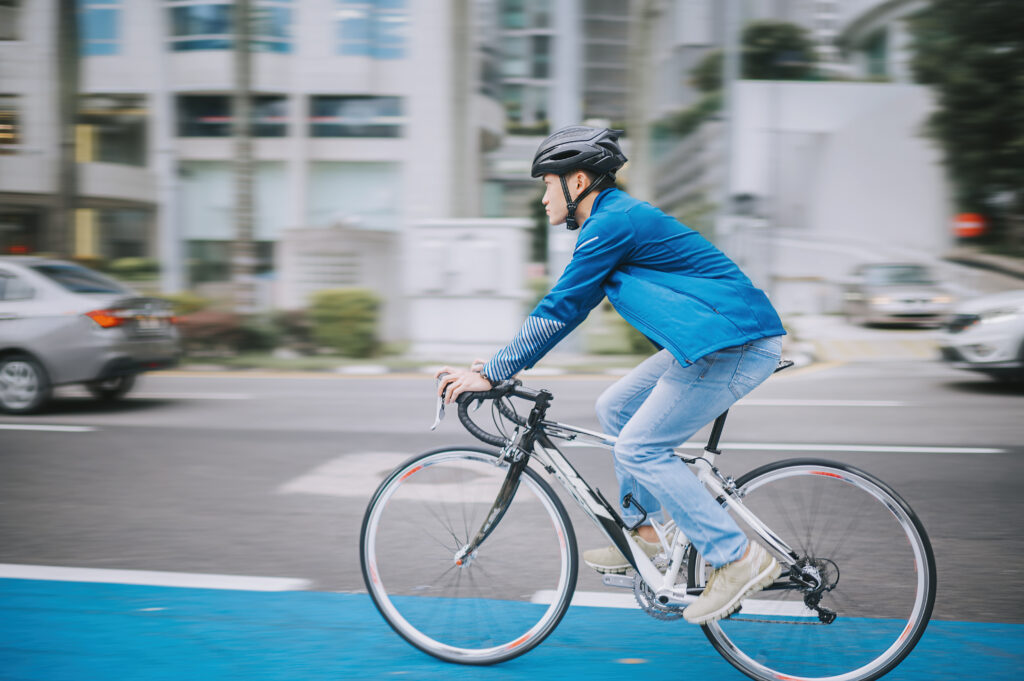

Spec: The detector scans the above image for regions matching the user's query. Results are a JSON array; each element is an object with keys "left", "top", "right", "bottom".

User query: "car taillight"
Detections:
[{"left": 85, "top": 309, "right": 126, "bottom": 328}]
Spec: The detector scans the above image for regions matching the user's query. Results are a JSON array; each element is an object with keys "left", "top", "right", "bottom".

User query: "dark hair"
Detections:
[{"left": 581, "top": 169, "right": 617, "bottom": 193}]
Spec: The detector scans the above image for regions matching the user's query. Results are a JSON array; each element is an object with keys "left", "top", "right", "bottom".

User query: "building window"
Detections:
[
  {"left": 178, "top": 95, "right": 231, "bottom": 137},
  {"left": 177, "top": 95, "right": 289, "bottom": 137},
  {"left": 77, "top": 95, "right": 147, "bottom": 166},
  {"left": 500, "top": 0, "right": 549, "bottom": 29},
  {"left": 0, "top": 95, "right": 19, "bottom": 154},
  {"left": 253, "top": 95, "right": 288, "bottom": 136},
  {"left": 168, "top": 1, "right": 292, "bottom": 53},
  {"left": 79, "top": 0, "right": 121, "bottom": 56},
  {"left": 310, "top": 96, "right": 403, "bottom": 138},
  {"left": 865, "top": 29, "right": 889, "bottom": 78},
  {"left": 308, "top": 161, "right": 401, "bottom": 230},
  {"left": 0, "top": 0, "right": 20, "bottom": 41},
  {"left": 337, "top": 0, "right": 407, "bottom": 59}
]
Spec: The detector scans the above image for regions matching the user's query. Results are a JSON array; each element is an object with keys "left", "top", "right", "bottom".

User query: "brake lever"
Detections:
[{"left": 431, "top": 374, "right": 448, "bottom": 431}]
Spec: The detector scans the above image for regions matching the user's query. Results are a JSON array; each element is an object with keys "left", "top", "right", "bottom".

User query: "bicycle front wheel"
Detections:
[
  {"left": 689, "top": 459, "right": 936, "bottom": 681},
  {"left": 360, "top": 446, "right": 578, "bottom": 665}
]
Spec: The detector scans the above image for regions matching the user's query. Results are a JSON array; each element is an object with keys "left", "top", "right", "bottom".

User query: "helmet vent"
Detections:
[{"left": 550, "top": 150, "right": 580, "bottom": 161}]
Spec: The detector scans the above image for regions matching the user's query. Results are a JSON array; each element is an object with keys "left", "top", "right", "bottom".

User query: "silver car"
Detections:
[
  {"left": 0, "top": 257, "right": 180, "bottom": 414},
  {"left": 842, "top": 263, "right": 955, "bottom": 327},
  {"left": 938, "top": 289, "right": 1024, "bottom": 382}
]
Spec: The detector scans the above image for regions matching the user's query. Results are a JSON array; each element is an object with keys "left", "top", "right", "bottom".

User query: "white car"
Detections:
[
  {"left": 938, "top": 289, "right": 1024, "bottom": 382},
  {"left": 0, "top": 257, "right": 180, "bottom": 414}
]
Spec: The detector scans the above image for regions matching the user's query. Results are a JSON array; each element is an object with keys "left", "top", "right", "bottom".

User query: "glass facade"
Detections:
[
  {"left": 79, "top": 0, "right": 121, "bottom": 56},
  {"left": 0, "top": 95, "right": 18, "bottom": 155},
  {"left": 307, "top": 161, "right": 401, "bottom": 230},
  {"left": 336, "top": 0, "right": 407, "bottom": 59},
  {"left": 0, "top": 0, "right": 19, "bottom": 41},
  {"left": 177, "top": 95, "right": 289, "bottom": 137},
  {"left": 168, "top": 1, "right": 293, "bottom": 53},
  {"left": 309, "top": 96, "right": 403, "bottom": 138},
  {"left": 77, "top": 95, "right": 147, "bottom": 166}
]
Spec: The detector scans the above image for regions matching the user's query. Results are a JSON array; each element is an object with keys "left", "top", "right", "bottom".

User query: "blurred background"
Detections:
[{"left": 1, "top": 0, "right": 1023, "bottom": 373}]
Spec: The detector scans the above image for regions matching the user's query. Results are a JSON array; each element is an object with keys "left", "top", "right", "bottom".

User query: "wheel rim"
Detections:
[
  {"left": 0, "top": 361, "right": 41, "bottom": 410},
  {"left": 362, "top": 450, "right": 574, "bottom": 663},
  {"left": 696, "top": 464, "right": 934, "bottom": 681}
]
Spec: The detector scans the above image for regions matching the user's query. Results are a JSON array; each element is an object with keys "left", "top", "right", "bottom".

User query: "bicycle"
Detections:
[{"left": 360, "top": 364, "right": 936, "bottom": 681}]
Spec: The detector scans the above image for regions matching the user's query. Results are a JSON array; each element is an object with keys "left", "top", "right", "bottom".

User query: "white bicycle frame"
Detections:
[{"left": 522, "top": 419, "right": 802, "bottom": 607}]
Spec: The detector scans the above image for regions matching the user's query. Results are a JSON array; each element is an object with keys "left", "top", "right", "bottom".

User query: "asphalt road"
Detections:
[{"left": 1, "top": 359, "right": 1022, "bottom": 624}]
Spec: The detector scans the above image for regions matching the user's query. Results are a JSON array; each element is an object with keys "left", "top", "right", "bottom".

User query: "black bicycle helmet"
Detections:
[
  {"left": 531, "top": 126, "right": 627, "bottom": 178},
  {"left": 531, "top": 126, "right": 627, "bottom": 230}
]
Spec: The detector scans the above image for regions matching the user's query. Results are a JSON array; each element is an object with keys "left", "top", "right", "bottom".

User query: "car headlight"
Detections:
[
  {"left": 979, "top": 306, "right": 1022, "bottom": 324},
  {"left": 870, "top": 295, "right": 891, "bottom": 305}
]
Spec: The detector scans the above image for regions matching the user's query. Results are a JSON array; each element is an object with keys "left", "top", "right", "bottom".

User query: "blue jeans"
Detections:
[{"left": 595, "top": 336, "right": 783, "bottom": 568}]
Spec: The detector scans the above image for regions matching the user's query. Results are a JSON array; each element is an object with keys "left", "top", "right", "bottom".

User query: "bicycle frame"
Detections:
[{"left": 519, "top": 414, "right": 805, "bottom": 607}]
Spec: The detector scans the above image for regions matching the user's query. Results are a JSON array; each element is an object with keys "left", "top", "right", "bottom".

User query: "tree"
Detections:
[
  {"left": 741, "top": 21, "right": 817, "bottom": 81},
  {"left": 909, "top": 0, "right": 1024, "bottom": 244},
  {"left": 689, "top": 22, "right": 817, "bottom": 95}
]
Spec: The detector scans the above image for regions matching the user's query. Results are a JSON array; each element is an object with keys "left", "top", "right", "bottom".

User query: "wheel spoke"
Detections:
[{"left": 361, "top": 448, "right": 577, "bottom": 664}]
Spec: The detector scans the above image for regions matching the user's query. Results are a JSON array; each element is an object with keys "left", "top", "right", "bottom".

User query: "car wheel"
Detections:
[
  {"left": 0, "top": 354, "right": 52, "bottom": 415},
  {"left": 86, "top": 373, "right": 137, "bottom": 401}
]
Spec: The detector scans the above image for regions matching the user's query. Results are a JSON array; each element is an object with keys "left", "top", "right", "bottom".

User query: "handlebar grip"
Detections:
[{"left": 457, "top": 396, "right": 507, "bottom": 448}]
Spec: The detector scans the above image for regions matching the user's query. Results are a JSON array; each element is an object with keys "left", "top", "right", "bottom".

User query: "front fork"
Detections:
[{"left": 453, "top": 443, "right": 529, "bottom": 566}]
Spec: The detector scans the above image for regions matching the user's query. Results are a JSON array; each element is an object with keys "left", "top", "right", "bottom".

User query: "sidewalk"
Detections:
[{"left": 785, "top": 316, "right": 941, "bottom": 364}]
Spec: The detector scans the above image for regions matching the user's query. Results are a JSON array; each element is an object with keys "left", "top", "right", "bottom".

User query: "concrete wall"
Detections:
[
  {"left": 405, "top": 218, "right": 530, "bottom": 358},
  {"left": 726, "top": 81, "right": 953, "bottom": 314}
]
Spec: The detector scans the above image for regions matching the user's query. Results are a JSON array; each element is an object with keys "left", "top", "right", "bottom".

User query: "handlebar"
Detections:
[{"left": 452, "top": 380, "right": 547, "bottom": 448}]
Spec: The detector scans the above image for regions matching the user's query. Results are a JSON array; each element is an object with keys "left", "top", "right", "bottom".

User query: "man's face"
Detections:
[{"left": 541, "top": 172, "right": 587, "bottom": 226}]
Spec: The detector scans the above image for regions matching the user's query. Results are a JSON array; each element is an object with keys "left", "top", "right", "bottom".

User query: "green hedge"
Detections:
[{"left": 309, "top": 288, "right": 380, "bottom": 358}]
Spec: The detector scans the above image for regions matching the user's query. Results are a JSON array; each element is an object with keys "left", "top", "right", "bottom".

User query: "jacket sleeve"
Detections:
[{"left": 482, "top": 215, "right": 634, "bottom": 381}]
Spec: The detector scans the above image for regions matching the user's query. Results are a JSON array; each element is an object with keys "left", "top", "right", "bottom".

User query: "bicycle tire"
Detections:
[
  {"left": 360, "top": 446, "right": 578, "bottom": 665},
  {"left": 687, "top": 458, "right": 936, "bottom": 681}
]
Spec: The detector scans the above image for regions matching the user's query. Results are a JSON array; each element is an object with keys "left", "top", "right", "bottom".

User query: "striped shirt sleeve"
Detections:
[{"left": 482, "top": 315, "right": 567, "bottom": 382}]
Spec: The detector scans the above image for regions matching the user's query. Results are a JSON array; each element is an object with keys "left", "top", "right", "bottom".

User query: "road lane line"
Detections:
[
  {"left": 0, "top": 424, "right": 96, "bottom": 433},
  {"left": 0, "top": 564, "right": 311, "bottom": 591},
  {"left": 737, "top": 398, "right": 906, "bottom": 407},
  {"left": 678, "top": 442, "right": 1006, "bottom": 454},
  {"left": 531, "top": 590, "right": 815, "bottom": 617},
  {"left": 562, "top": 441, "right": 1006, "bottom": 454}
]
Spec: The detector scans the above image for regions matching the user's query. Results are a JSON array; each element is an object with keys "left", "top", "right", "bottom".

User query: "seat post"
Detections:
[{"left": 705, "top": 410, "right": 729, "bottom": 454}]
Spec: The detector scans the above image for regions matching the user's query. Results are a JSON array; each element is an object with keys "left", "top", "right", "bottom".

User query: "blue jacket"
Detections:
[{"left": 483, "top": 189, "right": 785, "bottom": 382}]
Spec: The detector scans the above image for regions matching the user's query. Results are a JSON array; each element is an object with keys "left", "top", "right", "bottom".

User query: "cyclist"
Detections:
[{"left": 437, "top": 125, "right": 786, "bottom": 625}]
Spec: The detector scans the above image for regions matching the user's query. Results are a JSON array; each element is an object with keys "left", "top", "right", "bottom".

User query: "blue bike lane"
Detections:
[{"left": 2, "top": 578, "right": 1022, "bottom": 681}]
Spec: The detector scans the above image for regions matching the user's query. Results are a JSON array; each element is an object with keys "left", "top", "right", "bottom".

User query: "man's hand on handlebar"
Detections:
[{"left": 435, "top": 366, "right": 493, "bottom": 405}]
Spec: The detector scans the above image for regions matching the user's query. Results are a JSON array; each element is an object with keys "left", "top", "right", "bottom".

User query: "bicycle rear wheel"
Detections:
[
  {"left": 688, "top": 459, "right": 936, "bottom": 681},
  {"left": 360, "top": 446, "right": 578, "bottom": 665}
]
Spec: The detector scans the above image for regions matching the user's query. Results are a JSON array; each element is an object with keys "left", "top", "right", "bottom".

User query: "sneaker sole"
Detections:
[
  {"left": 684, "top": 559, "right": 783, "bottom": 625},
  {"left": 583, "top": 559, "right": 630, "bottom": 575}
]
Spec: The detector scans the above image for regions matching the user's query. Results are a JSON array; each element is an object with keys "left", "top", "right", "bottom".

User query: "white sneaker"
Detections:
[{"left": 683, "top": 543, "right": 781, "bottom": 625}]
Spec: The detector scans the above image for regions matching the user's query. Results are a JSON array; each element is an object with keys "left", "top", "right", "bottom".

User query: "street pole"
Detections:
[
  {"left": 626, "top": 0, "right": 657, "bottom": 203},
  {"left": 717, "top": 0, "right": 741, "bottom": 256},
  {"left": 232, "top": 0, "right": 257, "bottom": 313},
  {"left": 54, "top": 0, "right": 79, "bottom": 258}
]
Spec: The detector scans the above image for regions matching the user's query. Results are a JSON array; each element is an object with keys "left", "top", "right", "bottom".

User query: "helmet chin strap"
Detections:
[{"left": 559, "top": 173, "right": 610, "bottom": 231}]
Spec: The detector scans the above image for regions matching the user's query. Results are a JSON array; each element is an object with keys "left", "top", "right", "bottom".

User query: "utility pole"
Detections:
[
  {"left": 626, "top": 0, "right": 658, "bottom": 203},
  {"left": 54, "top": 0, "right": 79, "bottom": 257},
  {"left": 232, "top": 0, "right": 257, "bottom": 313}
]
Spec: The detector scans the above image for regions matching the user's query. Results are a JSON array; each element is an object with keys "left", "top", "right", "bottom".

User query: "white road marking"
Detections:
[
  {"left": 530, "top": 590, "right": 815, "bottom": 617},
  {"left": 0, "top": 424, "right": 96, "bottom": 433},
  {"left": 736, "top": 398, "right": 905, "bottom": 407},
  {"left": 675, "top": 442, "right": 1005, "bottom": 455},
  {"left": 278, "top": 452, "right": 531, "bottom": 502},
  {"left": 562, "top": 440, "right": 1005, "bottom": 454},
  {"left": 0, "top": 563, "right": 311, "bottom": 591},
  {"left": 58, "top": 387, "right": 252, "bottom": 401},
  {"left": 277, "top": 452, "right": 409, "bottom": 498}
]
